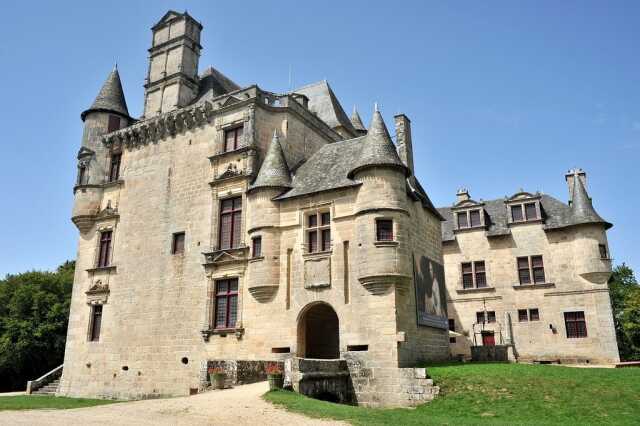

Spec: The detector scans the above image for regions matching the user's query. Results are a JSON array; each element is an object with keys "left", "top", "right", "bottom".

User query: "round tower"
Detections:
[
  {"left": 245, "top": 130, "right": 291, "bottom": 302},
  {"left": 72, "top": 67, "right": 132, "bottom": 233},
  {"left": 348, "top": 108, "right": 411, "bottom": 293}
]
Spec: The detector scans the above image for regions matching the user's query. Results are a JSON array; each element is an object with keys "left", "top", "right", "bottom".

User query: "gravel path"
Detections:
[{"left": 0, "top": 381, "right": 346, "bottom": 426}]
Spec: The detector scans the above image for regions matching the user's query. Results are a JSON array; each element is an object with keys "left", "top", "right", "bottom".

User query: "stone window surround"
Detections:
[
  {"left": 563, "top": 309, "right": 588, "bottom": 339},
  {"left": 517, "top": 308, "right": 540, "bottom": 322},
  {"left": 87, "top": 303, "right": 103, "bottom": 343},
  {"left": 452, "top": 207, "right": 487, "bottom": 232},
  {"left": 92, "top": 224, "right": 117, "bottom": 270},
  {"left": 215, "top": 117, "right": 249, "bottom": 155},
  {"left": 374, "top": 216, "right": 398, "bottom": 245},
  {"left": 251, "top": 235, "right": 263, "bottom": 259},
  {"left": 516, "top": 254, "right": 547, "bottom": 286},
  {"left": 458, "top": 260, "right": 490, "bottom": 290},
  {"left": 216, "top": 193, "right": 245, "bottom": 251},
  {"left": 300, "top": 203, "right": 333, "bottom": 255},
  {"left": 204, "top": 273, "right": 245, "bottom": 338},
  {"left": 505, "top": 196, "right": 543, "bottom": 226},
  {"left": 171, "top": 231, "right": 186, "bottom": 255}
]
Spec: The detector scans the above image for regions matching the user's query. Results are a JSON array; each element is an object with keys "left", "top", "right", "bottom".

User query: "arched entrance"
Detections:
[{"left": 297, "top": 302, "right": 340, "bottom": 359}]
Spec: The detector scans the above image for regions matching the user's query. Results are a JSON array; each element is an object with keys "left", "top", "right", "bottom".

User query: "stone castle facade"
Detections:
[{"left": 59, "top": 10, "right": 619, "bottom": 407}]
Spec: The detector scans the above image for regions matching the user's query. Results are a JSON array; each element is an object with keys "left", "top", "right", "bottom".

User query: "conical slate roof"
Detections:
[
  {"left": 249, "top": 130, "right": 291, "bottom": 191},
  {"left": 350, "top": 106, "right": 366, "bottom": 133},
  {"left": 570, "top": 172, "right": 611, "bottom": 229},
  {"left": 81, "top": 67, "right": 131, "bottom": 121},
  {"left": 347, "top": 107, "right": 406, "bottom": 178}
]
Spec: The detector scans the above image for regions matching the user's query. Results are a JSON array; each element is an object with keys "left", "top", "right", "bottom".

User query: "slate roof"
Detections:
[
  {"left": 437, "top": 187, "right": 611, "bottom": 242},
  {"left": 350, "top": 106, "right": 367, "bottom": 133},
  {"left": 249, "top": 130, "right": 292, "bottom": 191},
  {"left": 570, "top": 173, "right": 610, "bottom": 228},
  {"left": 191, "top": 66, "right": 241, "bottom": 105},
  {"left": 293, "top": 80, "right": 357, "bottom": 136},
  {"left": 81, "top": 67, "right": 131, "bottom": 121}
]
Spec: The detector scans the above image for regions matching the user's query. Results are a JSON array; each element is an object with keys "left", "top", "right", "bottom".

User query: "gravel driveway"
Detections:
[{"left": 0, "top": 381, "right": 346, "bottom": 426}]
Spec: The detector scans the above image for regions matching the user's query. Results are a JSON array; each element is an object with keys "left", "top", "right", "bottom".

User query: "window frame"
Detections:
[
  {"left": 529, "top": 308, "right": 540, "bottom": 321},
  {"left": 78, "top": 164, "right": 87, "bottom": 186},
  {"left": 213, "top": 279, "right": 239, "bottom": 330},
  {"left": 88, "top": 304, "right": 103, "bottom": 342},
  {"left": 509, "top": 201, "right": 541, "bottom": 224},
  {"left": 223, "top": 125, "right": 244, "bottom": 152},
  {"left": 252, "top": 235, "right": 262, "bottom": 258},
  {"left": 598, "top": 244, "right": 609, "bottom": 259},
  {"left": 455, "top": 209, "right": 484, "bottom": 230},
  {"left": 461, "top": 260, "right": 488, "bottom": 289},
  {"left": 97, "top": 230, "right": 112, "bottom": 268},
  {"left": 218, "top": 196, "right": 243, "bottom": 250},
  {"left": 306, "top": 210, "right": 331, "bottom": 253},
  {"left": 172, "top": 232, "right": 185, "bottom": 255},
  {"left": 107, "top": 115, "right": 120, "bottom": 133},
  {"left": 448, "top": 318, "right": 456, "bottom": 343},
  {"left": 517, "top": 255, "right": 546, "bottom": 285},
  {"left": 109, "top": 152, "right": 122, "bottom": 182},
  {"left": 564, "top": 311, "right": 587, "bottom": 338},
  {"left": 375, "top": 218, "right": 394, "bottom": 242},
  {"left": 518, "top": 309, "right": 528, "bottom": 322}
]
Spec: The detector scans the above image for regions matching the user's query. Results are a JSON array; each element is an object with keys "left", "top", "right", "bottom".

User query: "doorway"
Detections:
[
  {"left": 482, "top": 331, "right": 495, "bottom": 346},
  {"left": 297, "top": 302, "right": 340, "bottom": 359}
]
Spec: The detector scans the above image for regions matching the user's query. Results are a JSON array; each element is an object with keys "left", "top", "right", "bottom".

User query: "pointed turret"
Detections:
[
  {"left": 249, "top": 130, "right": 291, "bottom": 191},
  {"left": 81, "top": 67, "right": 131, "bottom": 121},
  {"left": 570, "top": 170, "right": 611, "bottom": 229},
  {"left": 347, "top": 106, "right": 406, "bottom": 178},
  {"left": 350, "top": 106, "right": 367, "bottom": 135}
]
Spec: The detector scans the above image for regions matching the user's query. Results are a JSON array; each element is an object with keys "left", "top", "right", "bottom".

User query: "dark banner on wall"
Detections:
[{"left": 414, "top": 255, "right": 448, "bottom": 329}]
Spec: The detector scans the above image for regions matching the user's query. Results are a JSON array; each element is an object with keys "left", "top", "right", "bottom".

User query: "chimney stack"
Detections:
[
  {"left": 394, "top": 114, "right": 414, "bottom": 176},
  {"left": 565, "top": 168, "right": 587, "bottom": 205},
  {"left": 456, "top": 188, "right": 470, "bottom": 204}
]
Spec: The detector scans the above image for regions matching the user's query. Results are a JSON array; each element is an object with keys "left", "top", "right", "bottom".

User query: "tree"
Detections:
[
  {"left": 0, "top": 261, "right": 74, "bottom": 392},
  {"left": 609, "top": 264, "right": 640, "bottom": 361}
]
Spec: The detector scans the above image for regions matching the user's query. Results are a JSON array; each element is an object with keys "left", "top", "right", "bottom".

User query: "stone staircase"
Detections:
[{"left": 32, "top": 378, "right": 60, "bottom": 395}]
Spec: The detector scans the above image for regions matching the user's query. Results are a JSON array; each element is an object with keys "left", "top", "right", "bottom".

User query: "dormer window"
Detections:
[
  {"left": 506, "top": 193, "right": 542, "bottom": 225},
  {"left": 455, "top": 209, "right": 484, "bottom": 230}
]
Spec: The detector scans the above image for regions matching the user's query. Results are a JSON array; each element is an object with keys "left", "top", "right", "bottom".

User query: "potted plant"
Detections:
[
  {"left": 208, "top": 367, "right": 226, "bottom": 390},
  {"left": 266, "top": 363, "right": 284, "bottom": 390}
]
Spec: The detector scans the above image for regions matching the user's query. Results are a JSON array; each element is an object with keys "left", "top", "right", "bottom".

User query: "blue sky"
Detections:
[{"left": 0, "top": 1, "right": 638, "bottom": 277}]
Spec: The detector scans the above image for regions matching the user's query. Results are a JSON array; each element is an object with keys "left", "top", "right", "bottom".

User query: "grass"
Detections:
[
  {"left": 0, "top": 395, "right": 119, "bottom": 411},
  {"left": 264, "top": 362, "right": 640, "bottom": 425}
]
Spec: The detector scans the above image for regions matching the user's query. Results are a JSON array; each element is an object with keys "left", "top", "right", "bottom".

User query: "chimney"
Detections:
[
  {"left": 565, "top": 168, "right": 587, "bottom": 205},
  {"left": 394, "top": 114, "right": 414, "bottom": 175},
  {"left": 456, "top": 188, "right": 470, "bottom": 203}
]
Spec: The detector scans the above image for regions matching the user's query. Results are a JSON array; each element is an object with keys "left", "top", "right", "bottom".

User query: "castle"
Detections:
[{"left": 59, "top": 11, "right": 618, "bottom": 407}]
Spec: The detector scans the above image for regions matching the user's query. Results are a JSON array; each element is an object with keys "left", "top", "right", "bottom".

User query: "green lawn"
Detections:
[
  {"left": 0, "top": 395, "right": 119, "bottom": 411},
  {"left": 264, "top": 363, "right": 640, "bottom": 425}
]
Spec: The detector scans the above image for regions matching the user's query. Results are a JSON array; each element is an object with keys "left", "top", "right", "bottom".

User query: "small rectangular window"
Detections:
[
  {"left": 306, "top": 211, "right": 330, "bottom": 253},
  {"left": 564, "top": 311, "right": 587, "bottom": 338},
  {"left": 448, "top": 319, "right": 456, "bottom": 343},
  {"left": 529, "top": 308, "right": 540, "bottom": 321},
  {"left": 224, "top": 126, "right": 243, "bottom": 152},
  {"left": 376, "top": 219, "right": 394, "bottom": 241},
  {"left": 457, "top": 212, "right": 469, "bottom": 229},
  {"left": 462, "top": 263, "right": 474, "bottom": 289},
  {"left": 476, "top": 311, "right": 485, "bottom": 324},
  {"left": 98, "top": 231, "right": 112, "bottom": 268},
  {"left": 517, "top": 257, "right": 531, "bottom": 284},
  {"left": 252, "top": 236, "right": 262, "bottom": 257},
  {"left": 469, "top": 210, "right": 481, "bottom": 227},
  {"left": 107, "top": 115, "right": 120, "bottom": 133},
  {"left": 321, "top": 229, "right": 331, "bottom": 251},
  {"left": 599, "top": 244, "right": 608, "bottom": 259},
  {"left": 321, "top": 212, "right": 331, "bottom": 226},
  {"left": 89, "top": 305, "right": 103, "bottom": 341},
  {"left": 109, "top": 153, "right": 121, "bottom": 182},
  {"left": 172, "top": 232, "right": 185, "bottom": 254},
  {"left": 511, "top": 205, "right": 524, "bottom": 222},
  {"left": 346, "top": 345, "right": 369, "bottom": 351},
  {"left": 474, "top": 261, "right": 487, "bottom": 288},
  {"left": 518, "top": 309, "right": 528, "bottom": 322},
  {"left": 486, "top": 311, "right": 496, "bottom": 323},
  {"left": 531, "top": 255, "right": 545, "bottom": 284},
  {"left": 525, "top": 203, "right": 537, "bottom": 220}
]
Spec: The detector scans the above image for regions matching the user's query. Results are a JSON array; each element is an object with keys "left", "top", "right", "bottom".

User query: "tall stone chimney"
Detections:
[
  {"left": 456, "top": 188, "right": 470, "bottom": 204},
  {"left": 565, "top": 168, "right": 587, "bottom": 205},
  {"left": 394, "top": 114, "right": 414, "bottom": 176}
]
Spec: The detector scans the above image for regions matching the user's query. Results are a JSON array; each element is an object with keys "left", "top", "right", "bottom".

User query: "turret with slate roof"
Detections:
[
  {"left": 568, "top": 169, "right": 611, "bottom": 229},
  {"left": 350, "top": 106, "right": 367, "bottom": 136},
  {"left": 81, "top": 66, "right": 131, "bottom": 121},
  {"left": 249, "top": 130, "right": 291, "bottom": 192}
]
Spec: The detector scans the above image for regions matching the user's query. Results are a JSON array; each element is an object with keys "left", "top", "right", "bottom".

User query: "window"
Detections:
[
  {"left": 486, "top": 311, "right": 496, "bottom": 323},
  {"left": 599, "top": 244, "right": 608, "bottom": 259},
  {"left": 109, "top": 153, "right": 121, "bottom": 182},
  {"left": 172, "top": 232, "right": 185, "bottom": 254},
  {"left": 214, "top": 279, "right": 238, "bottom": 329},
  {"left": 525, "top": 202, "right": 537, "bottom": 220},
  {"left": 78, "top": 165, "right": 87, "bottom": 185},
  {"left": 107, "top": 115, "right": 120, "bottom": 133},
  {"left": 517, "top": 256, "right": 545, "bottom": 285},
  {"left": 529, "top": 308, "right": 540, "bottom": 321},
  {"left": 469, "top": 210, "right": 481, "bottom": 227},
  {"left": 376, "top": 219, "right": 394, "bottom": 241},
  {"left": 448, "top": 319, "right": 456, "bottom": 343},
  {"left": 97, "top": 231, "right": 112, "bottom": 267},
  {"left": 518, "top": 309, "right": 528, "bottom": 322},
  {"left": 476, "top": 311, "right": 485, "bottom": 324},
  {"left": 252, "top": 236, "right": 262, "bottom": 257},
  {"left": 306, "top": 211, "right": 330, "bottom": 253},
  {"left": 476, "top": 311, "right": 495, "bottom": 324},
  {"left": 456, "top": 209, "right": 483, "bottom": 229},
  {"left": 224, "top": 126, "right": 244, "bottom": 152},
  {"left": 564, "top": 311, "right": 587, "bottom": 338},
  {"left": 219, "top": 197, "right": 242, "bottom": 249},
  {"left": 457, "top": 212, "right": 468, "bottom": 229},
  {"left": 511, "top": 205, "right": 524, "bottom": 222},
  {"left": 461, "top": 261, "right": 487, "bottom": 288},
  {"left": 89, "top": 305, "right": 103, "bottom": 341}
]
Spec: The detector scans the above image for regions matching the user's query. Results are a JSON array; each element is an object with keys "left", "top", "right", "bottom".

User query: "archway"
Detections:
[{"left": 297, "top": 302, "right": 340, "bottom": 359}]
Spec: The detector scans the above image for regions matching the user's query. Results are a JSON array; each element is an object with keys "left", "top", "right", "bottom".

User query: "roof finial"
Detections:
[
  {"left": 114, "top": 62, "right": 118, "bottom": 71},
  {"left": 374, "top": 102, "right": 379, "bottom": 112},
  {"left": 273, "top": 128, "right": 279, "bottom": 139}
]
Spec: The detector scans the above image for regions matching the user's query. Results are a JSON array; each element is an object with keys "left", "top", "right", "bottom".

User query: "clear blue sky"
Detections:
[{"left": 0, "top": 1, "right": 638, "bottom": 277}]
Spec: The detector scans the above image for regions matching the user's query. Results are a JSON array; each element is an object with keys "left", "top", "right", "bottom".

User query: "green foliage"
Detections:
[
  {"left": 0, "top": 261, "right": 75, "bottom": 392},
  {"left": 0, "top": 395, "right": 117, "bottom": 410},
  {"left": 265, "top": 363, "right": 640, "bottom": 425},
  {"left": 609, "top": 264, "right": 640, "bottom": 360}
]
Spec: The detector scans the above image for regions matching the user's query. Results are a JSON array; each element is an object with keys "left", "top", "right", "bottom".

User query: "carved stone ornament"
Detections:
[
  {"left": 86, "top": 280, "right": 110, "bottom": 304},
  {"left": 248, "top": 285, "right": 278, "bottom": 302}
]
